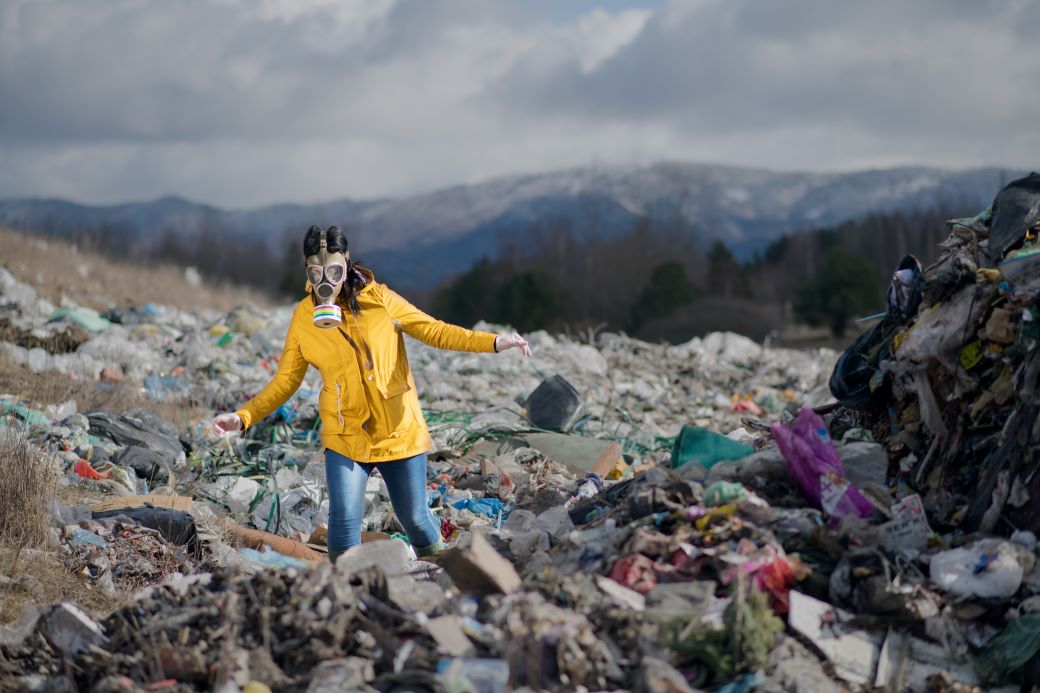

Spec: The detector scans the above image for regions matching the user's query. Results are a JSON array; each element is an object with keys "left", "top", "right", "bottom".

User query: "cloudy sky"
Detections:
[{"left": 1, "top": 0, "right": 1037, "bottom": 207}]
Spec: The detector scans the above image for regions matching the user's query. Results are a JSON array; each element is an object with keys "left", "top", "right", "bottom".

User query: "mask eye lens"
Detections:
[
  {"left": 326, "top": 265, "right": 345, "bottom": 283},
  {"left": 306, "top": 266, "right": 324, "bottom": 285}
]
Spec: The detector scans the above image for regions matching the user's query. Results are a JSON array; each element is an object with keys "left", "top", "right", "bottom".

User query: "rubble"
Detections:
[
  {"left": 5, "top": 179, "right": 1040, "bottom": 690},
  {"left": 436, "top": 533, "right": 522, "bottom": 596}
]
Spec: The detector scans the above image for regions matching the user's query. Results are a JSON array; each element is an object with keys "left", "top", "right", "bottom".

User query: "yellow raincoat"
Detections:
[{"left": 235, "top": 269, "right": 497, "bottom": 462}]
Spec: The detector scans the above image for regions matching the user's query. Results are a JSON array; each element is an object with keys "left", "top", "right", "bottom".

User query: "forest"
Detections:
[
  {"left": 428, "top": 205, "right": 971, "bottom": 343},
  {"left": 36, "top": 202, "right": 974, "bottom": 344}
]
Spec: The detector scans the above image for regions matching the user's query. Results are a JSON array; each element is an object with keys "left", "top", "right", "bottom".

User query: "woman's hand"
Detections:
[
  {"left": 495, "top": 332, "right": 532, "bottom": 357},
  {"left": 211, "top": 412, "right": 243, "bottom": 435}
]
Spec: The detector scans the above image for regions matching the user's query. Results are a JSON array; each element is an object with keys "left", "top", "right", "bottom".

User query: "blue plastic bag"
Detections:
[{"left": 452, "top": 497, "right": 510, "bottom": 520}]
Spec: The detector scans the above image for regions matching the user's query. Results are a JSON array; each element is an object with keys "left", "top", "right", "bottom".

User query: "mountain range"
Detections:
[{"left": 0, "top": 162, "right": 1022, "bottom": 290}]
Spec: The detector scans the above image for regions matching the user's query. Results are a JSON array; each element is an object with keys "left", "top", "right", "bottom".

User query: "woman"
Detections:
[{"left": 211, "top": 225, "right": 531, "bottom": 561}]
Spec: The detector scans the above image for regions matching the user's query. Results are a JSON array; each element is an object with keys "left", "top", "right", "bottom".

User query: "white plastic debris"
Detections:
[{"left": 929, "top": 539, "right": 1032, "bottom": 599}]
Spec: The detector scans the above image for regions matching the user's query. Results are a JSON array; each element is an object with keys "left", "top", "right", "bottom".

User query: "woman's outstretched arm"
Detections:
[
  {"left": 233, "top": 317, "right": 309, "bottom": 429},
  {"left": 380, "top": 284, "right": 501, "bottom": 353}
]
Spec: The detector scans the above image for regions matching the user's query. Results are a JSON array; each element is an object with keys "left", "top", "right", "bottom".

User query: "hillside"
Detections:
[
  {"left": 0, "top": 225, "right": 266, "bottom": 312},
  {"left": 0, "top": 162, "right": 1021, "bottom": 291}
]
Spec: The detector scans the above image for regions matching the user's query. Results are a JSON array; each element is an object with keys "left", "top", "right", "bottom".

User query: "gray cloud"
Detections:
[
  {"left": 484, "top": 1, "right": 1040, "bottom": 161},
  {"left": 495, "top": 1, "right": 1029, "bottom": 128},
  {"left": 0, "top": 0, "right": 1036, "bottom": 206}
]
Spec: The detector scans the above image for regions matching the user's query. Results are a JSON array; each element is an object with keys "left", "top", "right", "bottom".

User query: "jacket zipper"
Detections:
[{"left": 335, "top": 383, "right": 344, "bottom": 427}]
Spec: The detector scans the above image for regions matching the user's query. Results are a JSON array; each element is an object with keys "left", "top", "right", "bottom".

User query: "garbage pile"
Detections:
[
  {"left": 408, "top": 327, "right": 836, "bottom": 457},
  {"left": 5, "top": 179, "right": 1040, "bottom": 693},
  {"left": 830, "top": 172, "right": 1040, "bottom": 534},
  {"left": 0, "top": 259, "right": 839, "bottom": 541}
]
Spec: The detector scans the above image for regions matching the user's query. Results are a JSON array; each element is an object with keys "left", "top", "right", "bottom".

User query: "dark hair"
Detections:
[
  {"left": 303, "top": 224, "right": 348, "bottom": 257},
  {"left": 303, "top": 225, "right": 365, "bottom": 316}
]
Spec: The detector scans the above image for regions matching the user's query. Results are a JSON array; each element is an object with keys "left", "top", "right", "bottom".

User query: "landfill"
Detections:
[{"left": 2, "top": 175, "right": 1040, "bottom": 692}]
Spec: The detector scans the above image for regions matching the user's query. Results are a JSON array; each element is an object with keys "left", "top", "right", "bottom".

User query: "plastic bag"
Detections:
[
  {"left": 452, "top": 497, "right": 509, "bottom": 520},
  {"left": 829, "top": 254, "right": 921, "bottom": 411},
  {"left": 974, "top": 613, "right": 1040, "bottom": 685},
  {"left": 92, "top": 506, "right": 199, "bottom": 555},
  {"left": 770, "top": 408, "right": 874, "bottom": 524},
  {"left": 929, "top": 539, "right": 1025, "bottom": 599},
  {"left": 703, "top": 481, "right": 750, "bottom": 507},
  {"left": 886, "top": 254, "right": 923, "bottom": 318},
  {"left": 987, "top": 172, "right": 1040, "bottom": 264},
  {"left": 525, "top": 374, "right": 582, "bottom": 431},
  {"left": 238, "top": 546, "right": 310, "bottom": 570},
  {"left": 670, "top": 425, "right": 753, "bottom": 469}
]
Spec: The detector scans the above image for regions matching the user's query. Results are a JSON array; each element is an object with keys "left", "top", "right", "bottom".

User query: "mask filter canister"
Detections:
[{"left": 313, "top": 302, "right": 343, "bottom": 328}]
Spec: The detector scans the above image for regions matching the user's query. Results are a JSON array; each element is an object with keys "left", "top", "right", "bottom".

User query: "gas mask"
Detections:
[{"left": 306, "top": 229, "right": 348, "bottom": 328}]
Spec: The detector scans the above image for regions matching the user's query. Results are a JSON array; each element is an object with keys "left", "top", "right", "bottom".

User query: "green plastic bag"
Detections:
[
  {"left": 670, "top": 425, "right": 753, "bottom": 470},
  {"left": 704, "top": 481, "right": 750, "bottom": 507},
  {"left": 974, "top": 613, "right": 1040, "bottom": 684},
  {"left": 1, "top": 401, "right": 51, "bottom": 427},
  {"left": 49, "top": 307, "right": 111, "bottom": 333}
]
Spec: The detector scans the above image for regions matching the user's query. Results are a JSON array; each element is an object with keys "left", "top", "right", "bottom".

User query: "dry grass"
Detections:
[
  {"left": 0, "top": 546, "right": 125, "bottom": 624},
  {"left": 0, "top": 430, "right": 57, "bottom": 549},
  {"left": 0, "top": 226, "right": 235, "bottom": 626},
  {"left": 0, "top": 429, "right": 85, "bottom": 626},
  {"left": 0, "top": 420, "right": 175, "bottom": 626},
  {"left": 0, "top": 225, "right": 271, "bottom": 312},
  {"left": 0, "top": 349, "right": 209, "bottom": 430},
  {"left": 55, "top": 481, "right": 108, "bottom": 508}
]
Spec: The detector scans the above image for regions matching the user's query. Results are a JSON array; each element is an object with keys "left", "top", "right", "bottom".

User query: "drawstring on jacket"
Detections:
[{"left": 334, "top": 383, "right": 344, "bottom": 427}]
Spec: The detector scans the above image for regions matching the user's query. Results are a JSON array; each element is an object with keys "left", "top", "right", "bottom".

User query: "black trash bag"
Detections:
[
  {"left": 830, "top": 255, "right": 921, "bottom": 411},
  {"left": 113, "top": 446, "right": 169, "bottom": 484},
  {"left": 987, "top": 172, "right": 1040, "bottom": 265},
  {"left": 829, "top": 318, "right": 896, "bottom": 412},
  {"left": 91, "top": 506, "right": 200, "bottom": 558},
  {"left": 87, "top": 409, "right": 187, "bottom": 464},
  {"left": 568, "top": 498, "right": 612, "bottom": 526},
  {"left": 526, "top": 375, "right": 582, "bottom": 431}
]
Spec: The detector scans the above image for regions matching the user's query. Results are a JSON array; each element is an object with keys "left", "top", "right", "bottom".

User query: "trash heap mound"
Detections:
[{"left": 832, "top": 172, "right": 1040, "bottom": 534}]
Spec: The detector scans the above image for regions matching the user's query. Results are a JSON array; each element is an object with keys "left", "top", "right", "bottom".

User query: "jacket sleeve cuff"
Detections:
[{"left": 235, "top": 409, "right": 253, "bottom": 430}]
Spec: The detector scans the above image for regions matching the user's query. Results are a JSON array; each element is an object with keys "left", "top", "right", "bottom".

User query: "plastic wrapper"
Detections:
[{"left": 771, "top": 408, "right": 874, "bottom": 524}]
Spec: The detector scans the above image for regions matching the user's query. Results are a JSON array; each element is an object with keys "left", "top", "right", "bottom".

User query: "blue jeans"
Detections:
[{"left": 324, "top": 449, "right": 440, "bottom": 553}]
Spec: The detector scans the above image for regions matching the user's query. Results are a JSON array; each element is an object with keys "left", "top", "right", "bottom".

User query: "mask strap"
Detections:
[{"left": 319, "top": 228, "right": 328, "bottom": 265}]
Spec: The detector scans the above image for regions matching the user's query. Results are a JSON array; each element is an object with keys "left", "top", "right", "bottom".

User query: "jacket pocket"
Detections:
[{"left": 380, "top": 390, "right": 416, "bottom": 436}]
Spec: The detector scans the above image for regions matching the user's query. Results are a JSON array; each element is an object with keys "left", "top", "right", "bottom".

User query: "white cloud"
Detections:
[
  {"left": 574, "top": 9, "right": 653, "bottom": 73},
  {"left": 0, "top": 0, "right": 1036, "bottom": 207}
]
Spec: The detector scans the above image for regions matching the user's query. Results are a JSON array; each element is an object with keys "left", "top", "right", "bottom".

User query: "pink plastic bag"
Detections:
[{"left": 771, "top": 408, "right": 875, "bottom": 524}]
